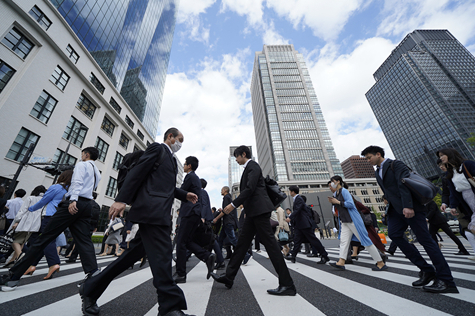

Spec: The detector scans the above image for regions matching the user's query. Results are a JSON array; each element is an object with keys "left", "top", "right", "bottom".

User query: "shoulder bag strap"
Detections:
[{"left": 88, "top": 162, "right": 97, "bottom": 190}]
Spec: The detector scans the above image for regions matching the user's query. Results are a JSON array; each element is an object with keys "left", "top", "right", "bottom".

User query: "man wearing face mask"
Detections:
[{"left": 78, "top": 128, "right": 198, "bottom": 316}]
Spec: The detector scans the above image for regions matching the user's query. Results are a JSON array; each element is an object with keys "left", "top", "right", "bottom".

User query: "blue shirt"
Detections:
[{"left": 29, "top": 184, "right": 67, "bottom": 216}]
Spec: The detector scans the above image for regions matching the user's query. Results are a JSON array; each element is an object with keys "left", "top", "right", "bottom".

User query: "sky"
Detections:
[{"left": 156, "top": 0, "right": 475, "bottom": 208}]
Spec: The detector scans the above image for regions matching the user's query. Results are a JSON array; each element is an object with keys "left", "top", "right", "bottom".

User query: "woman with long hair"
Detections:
[
  {"left": 437, "top": 148, "right": 475, "bottom": 258},
  {"left": 22, "top": 170, "right": 74, "bottom": 279},
  {"left": 2, "top": 185, "right": 47, "bottom": 268},
  {"left": 327, "top": 176, "right": 387, "bottom": 271}
]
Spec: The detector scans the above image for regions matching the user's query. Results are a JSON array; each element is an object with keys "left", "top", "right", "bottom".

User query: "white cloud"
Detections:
[
  {"left": 220, "top": 0, "right": 265, "bottom": 26},
  {"left": 158, "top": 50, "right": 255, "bottom": 207},
  {"left": 176, "top": 0, "right": 215, "bottom": 43},
  {"left": 262, "top": 20, "right": 289, "bottom": 45},
  {"left": 304, "top": 37, "right": 397, "bottom": 161},
  {"left": 377, "top": 0, "right": 475, "bottom": 44}
]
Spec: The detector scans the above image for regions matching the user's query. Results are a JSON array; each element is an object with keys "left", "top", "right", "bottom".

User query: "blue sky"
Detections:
[{"left": 157, "top": 0, "right": 475, "bottom": 207}]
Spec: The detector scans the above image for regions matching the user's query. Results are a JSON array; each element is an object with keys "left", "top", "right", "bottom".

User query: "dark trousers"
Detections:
[
  {"left": 388, "top": 210, "right": 455, "bottom": 286},
  {"left": 212, "top": 240, "right": 224, "bottom": 264},
  {"left": 218, "top": 223, "right": 238, "bottom": 249},
  {"left": 83, "top": 224, "right": 187, "bottom": 316},
  {"left": 69, "top": 231, "right": 94, "bottom": 261},
  {"left": 10, "top": 198, "right": 97, "bottom": 279},
  {"left": 175, "top": 214, "right": 210, "bottom": 276},
  {"left": 291, "top": 227, "right": 328, "bottom": 258},
  {"left": 226, "top": 212, "right": 293, "bottom": 287},
  {"left": 27, "top": 216, "right": 60, "bottom": 267},
  {"left": 429, "top": 222, "right": 468, "bottom": 252}
]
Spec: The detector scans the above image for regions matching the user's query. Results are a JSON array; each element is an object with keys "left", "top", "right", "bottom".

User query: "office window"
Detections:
[
  {"left": 52, "top": 148, "right": 77, "bottom": 166},
  {"left": 0, "top": 60, "right": 15, "bottom": 94},
  {"left": 50, "top": 66, "right": 70, "bottom": 90},
  {"left": 109, "top": 97, "right": 121, "bottom": 114},
  {"left": 76, "top": 94, "right": 96, "bottom": 119},
  {"left": 29, "top": 5, "right": 52, "bottom": 30},
  {"left": 125, "top": 115, "right": 134, "bottom": 129},
  {"left": 66, "top": 44, "right": 79, "bottom": 64},
  {"left": 89, "top": 73, "right": 105, "bottom": 94},
  {"left": 146, "top": 141, "right": 151, "bottom": 147},
  {"left": 105, "top": 177, "right": 118, "bottom": 197},
  {"left": 63, "top": 116, "right": 88, "bottom": 147},
  {"left": 2, "top": 27, "right": 34, "bottom": 59},
  {"left": 361, "top": 190, "right": 368, "bottom": 195},
  {"left": 101, "top": 116, "right": 115, "bottom": 136},
  {"left": 95, "top": 137, "right": 109, "bottom": 162},
  {"left": 6, "top": 127, "right": 40, "bottom": 161},
  {"left": 364, "top": 198, "right": 371, "bottom": 204},
  {"left": 113, "top": 152, "right": 124, "bottom": 170},
  {"left": 133, "top": 145, "right": 140, "bottom": 152},
  {"left": 137, "top": 130, "right": 144, "bottom": 141},
  {"left": 119, "top": 133, "right": 129, "bottom": 149},
  {"left": 30, "top": 90, "right": 57, "bottom": 124}
]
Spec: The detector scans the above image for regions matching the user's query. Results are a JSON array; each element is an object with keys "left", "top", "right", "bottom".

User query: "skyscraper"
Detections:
[
  {"left": 251, "top": 45, "right": 342, "bottom": 181},
  {"left": 341, "top": 155, "right": 376, "bottom": 179},
  {"left": 366, "top": 30, "right": 475, "bottom": 179},
  {"left": 50, "top": 0, "right": 179, "bottom": 135}
]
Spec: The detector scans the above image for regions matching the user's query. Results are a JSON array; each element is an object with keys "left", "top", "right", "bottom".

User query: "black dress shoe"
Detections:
[
  {"left": 454, "top": 250, "right": 470, "bottom": 255},
  {"left": 284, "top": 255, "right": 296, "bottom": 263},
  {"left": 173, "top": 273, "right": 186, "bottom": 284},
  {"left": 210, "top": 272, "right": 233, "bottom": 289},
  {"left": 206, "top": 254, "right": 216, "bottom": 279},
  {"left": 329, "top": 262, "right": 345, "bottom": 270},
  {"left": 317, "top": 256, "right": 330, "bottom": 264},
  {"left": 162, "top": 310, "right": 196, "bottom": 316},
  {"left": 412, "top": 271, "right": 436, "bottom": 287},
  {"left": 387, "top": 250, "right": 395, "bottom": 256},
  {"left": 64, "top": 259, "right": 77, "bottom": 264},
  {"left": 306, "top": 253, "right": 319, "bottom": 257},
  {"left": 214, "top": 262, "right": 225, "bottom": 270},
  {"left": 423, "top": 279, "right": 459, "bottom": 294},
  {"left": 79, "top": 281, "right": 100, "bottom": 315},
  {"left": 267, "top": 284, "right": 297, "bottom": 296}
]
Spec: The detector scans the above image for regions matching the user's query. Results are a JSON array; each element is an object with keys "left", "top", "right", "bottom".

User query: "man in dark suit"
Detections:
[
  {"left": 174, "top": 157, "right": 215, "bottom": 283},
  {"left": 211, "top": 145, "right": 296, "bottom": 296},
  {"left": 214, "top": 186, "right": 238, "bottom": 259},
  {"left": 284, "top": 186, "right": 329, "bottom": 264},
  {"left": 362, "top": 145, "right": 458, "bottom": 294},
  {"left": 78, "top": 128, "right": 198, "bottom": 316}
]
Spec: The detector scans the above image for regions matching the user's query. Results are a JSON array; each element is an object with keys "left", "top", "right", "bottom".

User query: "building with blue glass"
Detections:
[
  {"left": 366, "top": 30, "right": 475, "bottom": 180},
  {"left": 50, "top": 0, "right": 179, "bottom": 136}
]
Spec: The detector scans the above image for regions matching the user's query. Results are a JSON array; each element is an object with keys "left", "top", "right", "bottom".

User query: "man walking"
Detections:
[
  {"left": 1, "top": 147, "right": 101, "bottom": 292},
  {"left": 174, "top": 157, "right": 216, "bottom": 283},
  {"left": 211, "top": 145, "right": 296, "bottom": 296},
  {"left": 284, "top": 186, "right": 329, "bottom": 264},
  {"left": 214, "top": 186, "right": 238, "bottom": 259},
  {"left": 78, "top": 128, "right": 198, "bottom": 316},
  {"left": 362, "top": 145, "right": 458, "bottom": 293}
]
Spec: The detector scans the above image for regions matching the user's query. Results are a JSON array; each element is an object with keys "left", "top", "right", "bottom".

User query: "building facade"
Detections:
[
  {"left": 250, "top": 44, "right": 343, "bottom": 182},
  {"left": 0, "top": 0, "right": 160, "bottom": 228},
  {"left": 50, "top": 0, "right": 179, "bottom": 136},
  {"left": 228, "top": 145, "right": 254, "bottom": 188},
  {"left": 366, "top": 30, "right": 475, "bottom": 180},
  {"left": 341, "top": 155, "right": 376, "bottom": 179}
]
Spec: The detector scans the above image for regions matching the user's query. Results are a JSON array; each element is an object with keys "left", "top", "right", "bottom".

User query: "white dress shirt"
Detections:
[
  {"left": 66, "top": 160, "right": 101, "bottom": 201},
  {"left": 5, "top": 197, "right": 24, "bottom": 219}
]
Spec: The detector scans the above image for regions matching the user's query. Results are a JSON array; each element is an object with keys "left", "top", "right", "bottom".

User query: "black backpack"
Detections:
[
  {"left": 309, "top": 206, "right": 321, "bottom": 225},
  {"left": 117, "top": 145, "right": 167, "bottom": 191}
]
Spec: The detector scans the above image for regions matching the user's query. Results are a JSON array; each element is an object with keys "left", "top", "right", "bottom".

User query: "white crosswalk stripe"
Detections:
[{"left": 0, "top": 246, "right": 474, "bottom": 316}]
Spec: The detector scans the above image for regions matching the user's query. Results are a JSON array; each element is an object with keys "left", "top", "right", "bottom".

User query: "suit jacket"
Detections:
[
  {"left": 179, "top": 171, "right": 202, "bottom": 218},
  {"left": 289, "top": 194, "right": 314, "bottom": 230},
  {"left": 426, "top": 200, "right": 448, "bottom": 225},
  {"left": 222, "top": 193, "right": 238, "bottom": 227},
  {"left": 115, "top": 143, "right": 188, "bottom": 226},
  {"left": 232, "top": 160, "right": 274, "bottom": 218},
  {"left": 375, "top": 158, "right": 425, "bottom": 215},
  {"left": 200, "top": 189, "right": 213, "bottom": 221}
]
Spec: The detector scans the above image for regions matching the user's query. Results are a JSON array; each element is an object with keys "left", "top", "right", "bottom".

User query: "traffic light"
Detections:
[
  {"left": 310, "top": 204, "right": 314, "bottom": 207},
  {"left": 43, "top": 166, "right": 61, "bottom": 176}
]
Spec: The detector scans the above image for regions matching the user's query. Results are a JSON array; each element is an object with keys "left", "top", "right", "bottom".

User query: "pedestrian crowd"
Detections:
[{"left": 0, "top": 130, "right": 473, "bottom": 316}]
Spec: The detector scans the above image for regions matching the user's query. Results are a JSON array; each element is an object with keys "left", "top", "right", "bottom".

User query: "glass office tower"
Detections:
[
  {"left": 50, "top": 0, "right": 179, "bottom": 136},
  {"left": 366, "top": 30, "right": 475, "bottom": 180},
  {"left": 251, "top": 45, "right": 343, "bottom": 181}
]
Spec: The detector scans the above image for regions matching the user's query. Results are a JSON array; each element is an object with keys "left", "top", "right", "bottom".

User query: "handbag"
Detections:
[
  {"left": 111, "top": 222, "right": 124, "bottom": 232},
  {"left": 363, "top": 213, "right": 373, "bottom": 226},
  {"left": 270, "top": 219, "right": 279, "bottom": 227},
  {"left": 265, "top": 176, "right": 287, "bottom": 207},
  {"left": 391, "top": 160, "right": 439, "bottom": 205},
  {"left": 278, "top": 228, "right": 289, "bottom": 242},
  {"left": 463, "top": 163, "right": 475, "bottom": 188},
  {"left": 0, "top": 228, "right": 14, "bottom": 254}
]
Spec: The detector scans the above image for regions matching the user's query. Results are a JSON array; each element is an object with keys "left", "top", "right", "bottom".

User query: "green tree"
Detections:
[
  {"left": 468, "top": 133, "right": 475, "bottom": 147},
  {"left": 433, "top": 193, "right": 442, "bottom": 209}
]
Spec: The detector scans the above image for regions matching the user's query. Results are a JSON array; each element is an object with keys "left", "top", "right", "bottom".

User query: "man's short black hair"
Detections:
[
  {"left": 185, "top": 156, "right": 199, "bottom": 171},
  {"left": 382, "top": 195, "right": 387, "bottom": 200},
  {"left": 15, "top": 189, "right": 26, "bottom": 198},
  {"left": 163, "top": 127, "right": 179, "bottom": 142},
  {"left": 361, "top": 145, "right": 385, "bottom": 158},
  {"left": 233, "top": 145, "right": 251, "bottom": 159},
  {"left": 82, "top": 147, "right": 99, "bottom": 161},
  {"left": 212, "top": 207, "right": 216, "bottom": 211},
  {"left": 289, "top": 185, "right": 299, "bottom": 194},
  {"left": 200, "top": 178, "right": 207, "bottom": 189}
]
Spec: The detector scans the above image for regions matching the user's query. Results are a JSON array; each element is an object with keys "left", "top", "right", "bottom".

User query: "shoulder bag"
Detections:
[
  {"left": 463, "top": 163, "right": 475, "bottom": 188},
  {"left": 0, "top": 228, "right": 15, "bottom": 254},
  {"left": 265, "top": 176, "right": 287, "bottom": 207}
]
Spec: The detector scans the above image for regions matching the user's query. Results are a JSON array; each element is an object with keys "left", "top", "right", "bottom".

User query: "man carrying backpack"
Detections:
[{"left": 78, "top": 128, "right": 198, "bottom": 316}]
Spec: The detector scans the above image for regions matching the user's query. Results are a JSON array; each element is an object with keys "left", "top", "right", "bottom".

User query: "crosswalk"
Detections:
[{"left": 0, "top": 245, "right": 473, "bottom": 316}]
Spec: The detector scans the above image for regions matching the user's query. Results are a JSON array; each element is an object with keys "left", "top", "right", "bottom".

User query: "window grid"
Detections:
[
  {"left": 0, "top": 60, "right": 15, "bottom": 94},
  {"left": 29, "top": 5, "right": 52, "bottom": 30},
  {"left": 119, "top": 133, "right": 129, "bottom": 149},
  {"left": 137, "top": 130, "right": 144, "bottom": 141},
  {"left": 6, "top": 127, "right": 40, "bottom": 162},
  {"left": 101, "top": 116, "right": 115, "bottom": 136},
  {"left": 113, "top": 152, "right": 124, "bottom": 170},
  {"left": 125, "top": 116, "right": 134, "bottom": 129},
  {"left": 63, "top": 116, "right": 88, "bottom": 147},
  {"left": 2, "top": 27, "right": 34, "bottom": 59},
  {"left": 89, "top": 73, "right": 105, "bottom": 94},
  {"left": 105, "top": 177, "right": 118, "bottom": 198},
  {"left": 95, "top": 137, "right": 109, "bottom": 162},
  {"left": 109, "top": 97, "right": 121, "bottom": 114},
  {"left": 50, "top": 66, "right": 70, "bottom": 90},
  {"left": 133, "top": 145, "right": 140, "bottom": 152},
  {"left": 30, "top": 90, "right": 57, "bottom": 124},
  {"left": 52, "top": 148, "right": 77, "bottom": 166},
  {"left": 76, "top": 94, "right": 97, "bottom": 119},
  {"left": 66, "top": 44, "right": 79, "bottom": 64}
]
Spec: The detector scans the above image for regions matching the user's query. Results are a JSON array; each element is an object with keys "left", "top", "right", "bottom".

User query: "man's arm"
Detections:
[
  {"left": 392, "top": 160, "right": 415, "bottom": 217},
  {"left": 289, "top": 197, "right": 304, "bottom": 221}
]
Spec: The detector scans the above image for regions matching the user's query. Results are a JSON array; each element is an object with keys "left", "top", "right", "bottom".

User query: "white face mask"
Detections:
[
  {"left": 170, "top": 139, "right": 182, "bottom": 153},
  {"left": 330, "top": 182, "right": 338, "bottom": 189}
]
